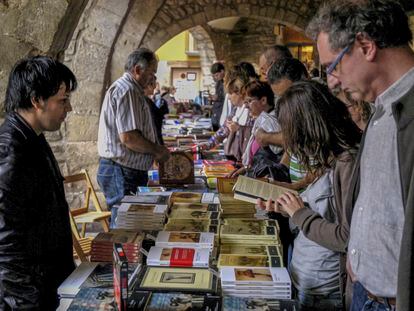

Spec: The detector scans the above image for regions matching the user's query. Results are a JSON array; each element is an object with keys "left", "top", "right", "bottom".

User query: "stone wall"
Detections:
[{"left": 208, "top": 17, "right": 279, "bottom": 69}]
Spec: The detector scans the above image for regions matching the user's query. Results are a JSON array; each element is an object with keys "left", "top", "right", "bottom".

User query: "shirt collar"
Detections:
[
  {"left": 376, "top": 66, "right": 414, "bottom": 110},
  {"left": 123, "top": 72, "right": 144, "bottom": 92}
]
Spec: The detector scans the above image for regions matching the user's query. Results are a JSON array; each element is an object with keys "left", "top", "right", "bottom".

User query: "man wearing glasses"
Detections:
[{"left": 307, "top": 0, "right": 414, "bottom": 310}]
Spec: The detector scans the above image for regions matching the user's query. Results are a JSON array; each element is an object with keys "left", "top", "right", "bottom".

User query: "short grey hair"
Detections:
[
  {"left": 306, "top": 0, "right": 413, "bottom": 51},
  {"left": 124, "top": 48, "right": 157, "bottom": 72}
]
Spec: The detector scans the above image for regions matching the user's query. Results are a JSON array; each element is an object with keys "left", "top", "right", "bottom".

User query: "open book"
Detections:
[{"left": 233, "top": 175, "right": 298, "bottom": 204}]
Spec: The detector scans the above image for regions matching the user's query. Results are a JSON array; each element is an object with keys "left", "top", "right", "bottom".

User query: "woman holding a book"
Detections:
[{"left": 260, "top": 81, "right": 361, "bottom": 310}]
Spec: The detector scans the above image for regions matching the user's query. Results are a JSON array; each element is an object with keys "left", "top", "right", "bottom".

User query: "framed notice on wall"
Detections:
[{"left": 187, "top": 72, "right": 197, "bottom": 81}]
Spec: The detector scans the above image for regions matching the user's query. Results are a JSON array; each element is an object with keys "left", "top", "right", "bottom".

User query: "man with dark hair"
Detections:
[
  {"left": 97, "top": 48, "right": 170, "bottom": 227},
  {"left": 210, "top": 62, "right": 225, "bottom": 131},
  {"left": 258, "top": 45, "right": 293, "bottom": 81},
  {"left": 307, "top": 0, "right": 414, "bottom": 309},
  {"left": 255, "top": 58, "right": 309, "bottom": 148},
  {"left": 0, "top": 56, "right": 77, "bottom": 309}
]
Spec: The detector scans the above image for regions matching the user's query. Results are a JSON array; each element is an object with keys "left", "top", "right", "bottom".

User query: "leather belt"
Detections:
[{"left": 366, "top": 291, "right": 396, "bottom": 306}]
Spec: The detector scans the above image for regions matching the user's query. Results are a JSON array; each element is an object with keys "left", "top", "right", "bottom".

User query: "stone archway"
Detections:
[
  {"left": 188, "top": 25, "right": 216, "bottom": 92},
  {"left": 58, "top": 0, "right": 323, "bottom": 188}
]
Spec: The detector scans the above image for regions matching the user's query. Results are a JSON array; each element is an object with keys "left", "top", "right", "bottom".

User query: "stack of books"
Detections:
[
  {"left": 223, "top": 296, "right": 298, "bottom": 311},
  {"left": 90, "top": 230, "right": 143, "bottom": 263},
  {"left": 116, "top": 203, "right": 168, "bottom": 231},
  {"left": 219, "top": 193, "right": 257, "bottom": 218},
  {"left": 147, "top": 246, "right": 210, "bottom": 267},
  {"left": 168, "top": 202, "right": 221, "bottom": 222},
  {"left": 137, "top": 266, "right": 219, "bottom": 294},
  {"left": 220, "top": 267, "right": 291, "bottom": 299},
  {"left": 164, "top": 219, "right": 219, "bottom": 234},
  {"left": 155, "top": 231, "right": 215, "bottom": 251},
  {"left": 220, "top": 244, "right": 283, "bottom": 259},
  {"left": 203, "top": 162, "right": 235, "bottom": 178},
  {"left": 170, "top": 192, "right": 218, "bottom": 205},
  {"left": 217, "top": 253, "right": 282, "bottom": 268},
  {"left": 220, "top": 224, "right": 281, "bottom": 246}
]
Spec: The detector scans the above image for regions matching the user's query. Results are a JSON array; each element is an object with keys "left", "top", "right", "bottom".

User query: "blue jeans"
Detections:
[
  {"left": 97, "top": 158, "right": 148, "bottom": 228},
  {"left": 351, "top": 282, "right": 395, "bottom": 311},
  {"left": 297, "top": 290, "right": 343, "bottom": 311}
]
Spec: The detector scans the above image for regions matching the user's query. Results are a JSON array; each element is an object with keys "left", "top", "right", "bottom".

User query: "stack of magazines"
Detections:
[
  {"left": 90, "top": 230, "right": 143, "bottom": 263},
  {"left": 220, "top": 267, "right": 291, "bottom": 299}
]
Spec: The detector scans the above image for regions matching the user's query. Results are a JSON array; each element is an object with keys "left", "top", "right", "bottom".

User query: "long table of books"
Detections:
[{"left": 58, "top": 183, "right": 299, "bottom": 311}]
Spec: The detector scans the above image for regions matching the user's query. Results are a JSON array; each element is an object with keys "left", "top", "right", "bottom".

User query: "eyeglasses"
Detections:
[{"left": 326, "top": 44, "right": 351, "bottom": 76}]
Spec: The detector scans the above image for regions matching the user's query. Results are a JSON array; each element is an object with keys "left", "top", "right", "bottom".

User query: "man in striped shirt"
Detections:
[{"left": 97, "top": 48, "right": 170, "bottom": 227}]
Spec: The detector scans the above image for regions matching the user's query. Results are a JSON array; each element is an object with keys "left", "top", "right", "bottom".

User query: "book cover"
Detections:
[
  {"left": 138, "top": 267, "right": 217, "bottom": 293},
  {"left": 146, "top": 292, "right": 221, "bottom": 311},
  {"left": 159, "top": 151, "right": 194, "bottom": 185},
  {"left": 155, "top": 231, "right": 214, "bottom": 249},
  {"left": 121, "top": 194, "right": 170, "bottom": 205},
  {"left": 171, "top": 192, "right": 203, "bottom": 203},
  {"left": 218, "top": 254, "right": 282, "bottom": 268},
  {"left": 113, "top": 244, "right": 128, "bottom": 311},
  {"left": 147, "top": 247, "right": 210, "bottom": 267},
  {"left": 216, "top": 177, "right": 238, "bottom": 193},
  {"left": 220, "top": 267, "right": 291, "bottom": 286},
  {"left": 67, "top": 287, "right": 115, "bottom": 311}
]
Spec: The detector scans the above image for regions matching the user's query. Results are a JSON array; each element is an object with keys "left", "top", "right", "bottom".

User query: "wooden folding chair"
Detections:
[
  {"left": 70, "top": 211, "right": 93, "bottom": 262},
  {"left": 64, "top": 169, "right": 111, "bottom": 237}
]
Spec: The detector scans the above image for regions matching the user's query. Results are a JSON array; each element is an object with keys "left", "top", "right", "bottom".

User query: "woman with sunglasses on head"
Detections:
[
  {"left": 261, "top": 80, "right": 361, "bottom": 310},
  {"left": 202, "top": 62, "right": 257, "bottom": 162}
]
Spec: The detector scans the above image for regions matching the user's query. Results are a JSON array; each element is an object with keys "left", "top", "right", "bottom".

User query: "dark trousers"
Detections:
[{"left": 97, "top": 158, "right": 148, "bottom": 228}]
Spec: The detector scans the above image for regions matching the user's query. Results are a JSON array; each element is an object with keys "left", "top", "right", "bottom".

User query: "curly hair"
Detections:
[
  {"left": 277, "top": 80, "right": 361, "bottom": 175},
  {"left": 306, "top": 0, "right": 413, "bottom": 51}
]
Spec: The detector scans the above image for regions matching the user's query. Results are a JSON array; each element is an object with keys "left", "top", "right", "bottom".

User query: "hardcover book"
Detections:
[{"left": 138, "top": 267, "right": 218, "bottom": 293}]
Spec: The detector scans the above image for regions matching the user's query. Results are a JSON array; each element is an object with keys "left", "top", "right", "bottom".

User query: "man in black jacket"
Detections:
[{"left": 0, "top": 56, "right": 77, "bottom": 310}]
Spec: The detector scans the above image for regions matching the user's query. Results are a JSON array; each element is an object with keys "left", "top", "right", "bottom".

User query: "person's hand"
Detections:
[
  {"left": 226, "top": 121, "right": 240, "bottom": 133},
  {"left": 275, "top": 192, "right": 305, "bottom": 217},
  {"left": 255, "top": 128, "right": 269, "bottom": 147},
  {"left": 154, "top": 145, "right": 171, "bottom": 163},
  {"left": 227, "top": 166, "right": 246, "bottom": 178},
  {"left": 256, "top": 198, "right": 289, "bottom": 217},
  {"left": 346, "top": 256, "right": 358, "bottom": 283}
]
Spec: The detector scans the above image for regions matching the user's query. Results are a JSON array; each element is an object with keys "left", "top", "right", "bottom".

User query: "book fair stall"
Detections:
[{"left": 58, "top": 113, "right": 298, "bottom": 311}]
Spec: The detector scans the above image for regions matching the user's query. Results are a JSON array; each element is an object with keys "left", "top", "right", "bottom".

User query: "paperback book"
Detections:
[{"left": 147, "top": 247, "right": 210, "bottom": 267}]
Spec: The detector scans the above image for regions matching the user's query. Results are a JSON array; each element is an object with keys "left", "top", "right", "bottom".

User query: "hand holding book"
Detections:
[{"left": 256, "top": 192, "right": 304, "bottom": 217}]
